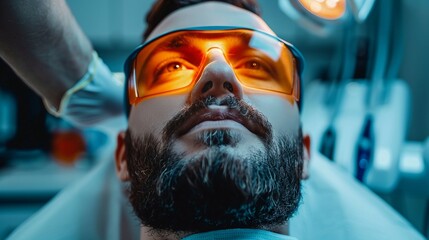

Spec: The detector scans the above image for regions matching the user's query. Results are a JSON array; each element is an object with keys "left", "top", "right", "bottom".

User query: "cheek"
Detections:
[
  {"left": 128, "top": 95, "right": 187, "bottom": 137},
  {"left": 247, "top": 94, "right": 300, "bottom": 136}
]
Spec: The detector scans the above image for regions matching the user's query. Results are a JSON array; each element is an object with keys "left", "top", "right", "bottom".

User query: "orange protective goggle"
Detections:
[{"left": 124, "top": 27, "right": 304, "bottom": 107}]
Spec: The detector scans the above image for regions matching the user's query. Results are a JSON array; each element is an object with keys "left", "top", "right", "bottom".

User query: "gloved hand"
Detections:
[{"left": 44, "top": 52, "right": 126, "bottom": 130}]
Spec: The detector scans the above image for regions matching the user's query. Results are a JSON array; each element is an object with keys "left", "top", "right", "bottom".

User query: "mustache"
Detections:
[{"left": 162, "top": 96, "right": 273, "bottom": 145}]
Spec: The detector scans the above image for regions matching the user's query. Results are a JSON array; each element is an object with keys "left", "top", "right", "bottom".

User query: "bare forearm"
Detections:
[{"left": 0, "top": 0, "right": 93, "bottom": 109}]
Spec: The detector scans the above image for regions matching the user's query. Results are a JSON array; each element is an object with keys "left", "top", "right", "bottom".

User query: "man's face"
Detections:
[
  {"left": 116, "top": 2, "right": 309, "bottom": 234},
  {"left": 128, "top": 2, "right": 301, "bottom": 164}
]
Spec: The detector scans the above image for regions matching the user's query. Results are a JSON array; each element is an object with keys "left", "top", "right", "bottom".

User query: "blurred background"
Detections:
[{"left": 0, "top": 0, "right": 428, "bottom": 238}]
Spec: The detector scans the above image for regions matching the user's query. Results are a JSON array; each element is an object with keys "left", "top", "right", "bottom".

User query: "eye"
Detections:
[
  {"left": 157, "top": 61, "right": 189, "bottom": 75},
  {"left": 244, "top": 60, "right": 264, "bottom": 70},
  {"left": 166, "top": 62, "right": 185, "bottom": 72},
  {"left": 155, "top": 56, "right": 195, "bottom": 75},
  {"left": 153, "top": 58, "right": 196, "bottom": 84},
  {"left": 235, "top": 57, "right": 274, "bottom": 76}
]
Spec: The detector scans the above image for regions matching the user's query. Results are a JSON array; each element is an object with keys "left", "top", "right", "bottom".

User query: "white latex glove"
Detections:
[{"left": 44, "top": 52, "right": 127, "bottom": 132}]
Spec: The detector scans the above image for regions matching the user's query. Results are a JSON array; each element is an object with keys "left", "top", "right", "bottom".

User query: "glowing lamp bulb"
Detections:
[{"left": 298, "top": 0, "right": 346, "bottom": 20}]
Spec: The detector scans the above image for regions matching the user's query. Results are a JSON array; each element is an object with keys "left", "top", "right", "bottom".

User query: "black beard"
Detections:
[{"left": 125, "top": 129, "right": 303, "bottom": 233}]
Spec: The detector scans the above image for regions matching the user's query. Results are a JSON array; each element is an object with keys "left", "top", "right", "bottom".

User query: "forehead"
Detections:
[{"left": 146, "top": 2, "right": 276, "bottom": 42}]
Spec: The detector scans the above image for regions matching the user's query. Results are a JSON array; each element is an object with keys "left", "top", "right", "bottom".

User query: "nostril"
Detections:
[
  {"left": 223, "top": 82, "right": 233, "bottom": 93},
  {"left": 202, "top": 81, "right": 213, "bottom": 93}
]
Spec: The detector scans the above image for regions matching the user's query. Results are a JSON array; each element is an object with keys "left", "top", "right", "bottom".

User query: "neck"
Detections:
[{"left": 139, "top": 223, "right": 290, "bottom": 240}]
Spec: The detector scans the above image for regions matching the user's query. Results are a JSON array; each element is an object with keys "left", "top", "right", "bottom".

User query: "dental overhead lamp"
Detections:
[{"left": 278, "top": 0, "right": 376, "bottom": 36}]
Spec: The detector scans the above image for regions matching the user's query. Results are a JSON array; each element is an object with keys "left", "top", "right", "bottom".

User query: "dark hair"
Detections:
[{"left": 143, "top": 0, "right": 261, "bottom": 40}]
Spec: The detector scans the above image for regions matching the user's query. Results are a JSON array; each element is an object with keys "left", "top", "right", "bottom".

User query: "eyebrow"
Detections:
[
  {"left": 158, "top": 31, "right": 252, "bottom": 51},
  {"left": 160, "top": 35, "right": 190, "bottom": 50}
]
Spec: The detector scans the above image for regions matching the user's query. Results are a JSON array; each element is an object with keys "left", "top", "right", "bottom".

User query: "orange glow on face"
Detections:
[
  {"left": 298, "top": 0, "right": 346, "bottom": 20},
  {"left": 129, "top": 29, "right": 299, "bottom": 105}
]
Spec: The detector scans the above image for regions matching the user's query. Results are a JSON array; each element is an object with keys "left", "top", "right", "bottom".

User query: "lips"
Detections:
[
  {"left": 163, "top": 96, "right": 273, "bottom": 144},
  {"left": 175, "top": 108, "right": 264, "bottom": 138}
]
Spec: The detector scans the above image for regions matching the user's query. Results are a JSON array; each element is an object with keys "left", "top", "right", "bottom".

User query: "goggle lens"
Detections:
[{"left": 128, "top": 29, "right": 301, "bottom": 104}]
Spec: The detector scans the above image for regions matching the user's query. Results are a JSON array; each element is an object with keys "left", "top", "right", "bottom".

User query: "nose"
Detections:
[{"left": 188, "top": 48, "right": 244, "bottom": 103}]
